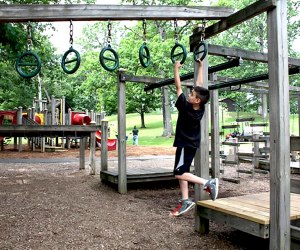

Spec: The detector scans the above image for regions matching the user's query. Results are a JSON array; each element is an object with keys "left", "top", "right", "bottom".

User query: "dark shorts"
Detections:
[{"left": 173, "top": 147, "right": 197, "bottom": 175}]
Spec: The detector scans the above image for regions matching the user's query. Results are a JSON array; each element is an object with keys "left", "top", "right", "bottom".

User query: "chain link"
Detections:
[
  {"left": 174, "top": 19, "right": 178, "bottom": 44},
  {"left": 142, "top": 19, "right": 147, "bottom": 43},
  {"left": 200, "top": 19, "right": 207, "bottom": 41},
  {"left": 69, "top": 20, "right": 73, "bottom": 46},
  {"left": 26, "top": 22, "right": 32, "bottom": 51},
  {"left": 107, "top": 20, "right": 112, "bottom": 44}
]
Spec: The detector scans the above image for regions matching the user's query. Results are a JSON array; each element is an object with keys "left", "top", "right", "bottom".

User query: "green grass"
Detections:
[
  {"left": 105, "top": 111, "right": 300, "bottom": 147},
  {"left": 106, "top": 112, "right": 178, "bottom": 146}
]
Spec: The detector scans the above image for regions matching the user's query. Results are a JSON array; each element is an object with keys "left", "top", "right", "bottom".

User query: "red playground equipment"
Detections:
[
  {"left": 71, "top": 112, "right": 92, "bottom": 125},
  {"left": 95, "top": 130, "right": 116, "bottom": 151}
]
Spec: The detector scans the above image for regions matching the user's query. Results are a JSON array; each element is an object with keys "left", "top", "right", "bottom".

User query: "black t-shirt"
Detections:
[{"left": 173, "top": 93, "right": 205, "bottom": 148}]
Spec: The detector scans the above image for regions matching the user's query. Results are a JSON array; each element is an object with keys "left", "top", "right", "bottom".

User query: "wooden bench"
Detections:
[{"left": 197, "top": 192, "right": 300, "bottom": 239}]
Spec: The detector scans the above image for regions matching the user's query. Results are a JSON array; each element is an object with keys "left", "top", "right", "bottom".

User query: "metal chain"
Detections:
[
  {"left": 142, "top": 19, "right": 147, "bottom": 43},
  {"left": 107, "top": 20, "right": 112, "bottom": 45},
  {"left": 174, "top": 19, "right": 178, "bottom": 44},
  {"left": 26, "top": 22, "right": 32, "bottom": 51},
  {"left": 201, "top": 19, "right": 207, "bottom": 41},
  {"left": 69, "top": 20, "right": 73, "bottom": 46}
]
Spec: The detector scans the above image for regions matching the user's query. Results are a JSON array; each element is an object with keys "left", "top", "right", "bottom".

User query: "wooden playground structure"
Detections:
[{"left": 1, "top": 1, "right": 300, "bottom": 249}]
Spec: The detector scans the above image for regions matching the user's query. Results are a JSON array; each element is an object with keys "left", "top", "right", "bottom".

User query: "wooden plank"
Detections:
[
  {"left": 198, "top": 193, "right": 300, "bottom": 225},
  {"left": 198, "top": 200, "right": 269, "bottom": 224},
  {"left": 198, "top": 206, "right": 270, "bottom": 238},
  {"left": 0, "top": 4, "right": 234, "bottom": 22},
  {"left": 190, "top": 0, "right": 276, "bottom": 50}
]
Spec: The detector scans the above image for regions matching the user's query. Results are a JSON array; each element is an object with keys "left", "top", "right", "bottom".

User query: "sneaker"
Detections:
[
  {"left": 203, "top": 178, "right": 219, "bottom": 201},
  {"left": 169, "top": 199, "right": 195, "bottom": 217}
]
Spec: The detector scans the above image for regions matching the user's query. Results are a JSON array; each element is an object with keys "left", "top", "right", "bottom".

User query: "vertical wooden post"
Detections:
[
  {"left": 89, "top": 130, "right": 96, "bottom": 175},
  {"left": 79, "top": 137, "right": 86, "bottom": 170},
  {"left": 17, "top": 107, "right": 23, "bottom": 152},
  {"left": 210, "top": 73, "right": 220, "bottom": 178},
  {"left": 194, "top": 56, "right": 210, "bottom": 233},
  {"left": 267, "top": 1, "right": 290, "bottom": 249},
  {"left": 297, "top": 95, "right": 300, "bottom": 136},
  {"left": 101, "top": 119, "right": 108, "bottom": 172},
  {"left": 118, "top": 69, "right": 127, "bottom": 194},
  {"left": 61, "top": 96, "right": 66, "bottom": 149}
]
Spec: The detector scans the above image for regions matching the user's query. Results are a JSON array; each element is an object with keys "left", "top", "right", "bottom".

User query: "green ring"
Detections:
[
  {"left": 61, "top": 47, "right": 81, "bottom": 74},
  {"left": 99, "top": 45, "right": 119, "bottom": 72},
  {"left": 193, "top": 41, "right": 208, "bottom": 62},
  {"left": 170, "top": 43, "right": 187, "bottom": 64},
  {"left": 15, "top": 51, "right": 41, "bottom": 78},
  {"left": 139, "top": 43, "right": 150, "bottom": 68}
]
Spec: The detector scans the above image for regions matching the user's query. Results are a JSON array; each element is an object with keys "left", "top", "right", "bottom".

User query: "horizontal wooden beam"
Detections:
[
  {"left": 190, "top": 0, "right": 276, "bottom": 50},
  {"left": 216, "top": 75, "right": 300, "bottom": 92},
  {"left": 209, "top": 67, "right": 300, "bottom": 90},
  {"left": 206, "top": 44, "right": 300, "bottom": 67},
  {"left": 0, "top": 125, "right": 101, "bottom": 137},
  {"left": 0, "top": 4, "right": 234, "bottom": 23}
]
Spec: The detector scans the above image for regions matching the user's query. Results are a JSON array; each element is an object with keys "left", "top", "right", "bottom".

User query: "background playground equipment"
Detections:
[{"left": 95, "top": 130, "right": 117, "bottom": 151}]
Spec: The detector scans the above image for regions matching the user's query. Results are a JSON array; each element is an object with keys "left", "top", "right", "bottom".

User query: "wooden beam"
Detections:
[
  {"left": 190, "top": 0, "right": 276, "bottom": 50},
  {"left": 216, "top": 75, "right": 300, "bottom": 92},
  {"left": 206, "top": 44, "right": 300, "bottom": 67},
  {"left": 0, "top": 4, "right": 234, "bottom": 23},
  {"left": 0, "top": 125, "right": 100, "bottom": 137}
]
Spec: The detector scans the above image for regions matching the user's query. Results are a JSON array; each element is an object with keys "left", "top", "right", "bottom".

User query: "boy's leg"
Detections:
[{"left": 179, "top": 179, "right": 189, "bottom": 200}]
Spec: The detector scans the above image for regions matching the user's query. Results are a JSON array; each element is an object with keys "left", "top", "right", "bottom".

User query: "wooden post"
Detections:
[
  {"left": 61, "top": 96, "right": 66, "bottom": 148},
  {"left": 210, "top": 73, "right": 220, "bottom": 178},
  {"left": 194, "top": 56, "right": 210, "bottom": 233},
  {"left": 79, "top": 137, "right": 86, "bottom": 170},
  {"left": 298, "top": 95, "right": 300, "bottom": 136},
  {"left": 17, "top": 107, "right": 22, "bottom": 152},
  {"left": 101, "top": 119, "right": 108, "bottom": 172},
  {"left": 89, "top": 130, "right": 96, "bottom": 175},
  {"left": 253, "top": 133, "right": 260, "bottom": 169},
  {"left": 267, "top": 1, "right": 290, "bottom": 249},
  {"left": 118, "top": 69, "right": 127, "bottom": 194}
]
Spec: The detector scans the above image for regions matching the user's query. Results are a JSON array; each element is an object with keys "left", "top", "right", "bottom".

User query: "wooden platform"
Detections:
[
  {"left": 197, "top": 192, "right": 300, "bottom": 238},
  {"left": 100, "top": 167, "right": 175, "bottom": 184}
]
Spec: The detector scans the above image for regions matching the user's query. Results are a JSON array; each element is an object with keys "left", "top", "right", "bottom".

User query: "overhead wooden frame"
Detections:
[
  {"left": 190, "top": 0, "right": 276, "bottom": 50},
  {"left": 0, "top": 4, "right": 234, "bottom": 23}
]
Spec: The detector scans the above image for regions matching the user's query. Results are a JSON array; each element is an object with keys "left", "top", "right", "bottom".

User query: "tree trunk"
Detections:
[
  {"left": 161, "top": 86, "right": 174, "bottom": 137},
  {"left": 140, "top": 111, "right": 146, "bottom": 128}
]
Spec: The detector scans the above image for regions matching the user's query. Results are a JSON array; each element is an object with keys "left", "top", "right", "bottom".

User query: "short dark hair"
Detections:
[{"left": 193, "top": 86, "right": 210, "bottom": 108}]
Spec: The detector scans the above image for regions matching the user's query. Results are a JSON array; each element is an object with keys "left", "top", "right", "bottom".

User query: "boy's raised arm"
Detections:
[
  {"left": 196, "top": 59, "right": 203, "bottom": 87},
  {"left": 174, "top": 61, "right": 183, "bottom": 97}
]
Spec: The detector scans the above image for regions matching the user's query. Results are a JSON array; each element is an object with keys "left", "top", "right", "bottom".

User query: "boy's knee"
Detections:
[{"left": 173, "top": 167, "right": 185, "bottom": 176}]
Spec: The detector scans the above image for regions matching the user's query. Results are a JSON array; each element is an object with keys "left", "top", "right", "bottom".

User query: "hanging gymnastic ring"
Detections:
[
  {"left": 139, "top": 42, "right": 151, "bottom": 68},
  {"left": 193, "top": 41, "right": 208, "bottom": 62},
  {"left": 61, "top": 47, "right": 81, "bottom": 74},
  {"left": 99, "top": 45, "right": 119, "bottom": 72},
  {"left": 170, "top": 43, "right": 187, "bottom": 64},
  {"left": 15, "top": 51, "right": 41, "bottom": 78},
  {"left": 139, "top": 43, "right": 150, "bottom": 68}
]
